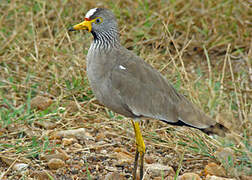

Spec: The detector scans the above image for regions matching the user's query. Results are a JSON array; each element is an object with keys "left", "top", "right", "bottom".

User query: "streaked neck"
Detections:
[{"left": 91, "top": 27, "right": 120, "bottom": 50}]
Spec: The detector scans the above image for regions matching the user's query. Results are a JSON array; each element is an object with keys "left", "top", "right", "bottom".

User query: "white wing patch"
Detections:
[
  {"left": 85, "top": 8, "right": 98, "bottom": 18},
  {"left": 119, "top": 65, "right": 126, "bottom": 70}
]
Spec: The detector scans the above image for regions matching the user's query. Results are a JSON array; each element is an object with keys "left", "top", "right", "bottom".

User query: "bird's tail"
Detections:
[{"left": 201, "top": 123, "right": 230, "bottom": 137}]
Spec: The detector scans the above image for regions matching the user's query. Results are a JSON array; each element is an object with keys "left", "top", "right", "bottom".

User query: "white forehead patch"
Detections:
[{"left": 85, "top": 8, "right": 98, "bottom": 19}]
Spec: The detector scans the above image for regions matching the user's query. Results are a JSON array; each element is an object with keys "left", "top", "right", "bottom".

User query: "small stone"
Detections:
[
  {"left": 240, "top": 175, "right": 252, "bottom": 180},
  {"left": 50, "top": 128, "right": 94, "bottom": 141},
  {"left": 62, "top": 138, "right": 76, "bottom": 146},
  {"left": 178, "top": 173, "right": 201, "bottom": 180},
  {"left": 104, "top": 172, "right": 127, "bottom": 180},
  {"left": 48, "top": 158, "right": 65, "bottom": 170},
  {"left": 40, "top": 152, "right": 69, "bottom": 162},
  {"left": 206, "top": 175, "right": 235, "bottom": 180},
  {"left": 31, "top": 96, "right": 53, "bottom": 110},
  {"left": 204, "top": 162, "right": 226, "bottom": 177},
  {"left": 13, "top": 163, "right": 28, "bottom": 171},
  {"left": 146, "top": 164, "right": 175, "bottom": 178},
  {"left": 101, "top": 149, "right": 107, "bottom": 154},
  {"left": 30, "top": 170, "right": 55, "bottom": 180}
]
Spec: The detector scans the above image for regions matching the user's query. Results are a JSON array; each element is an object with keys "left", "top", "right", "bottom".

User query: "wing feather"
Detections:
[{"left": 110, "top": 49, "right": 216, "bottom": 128}]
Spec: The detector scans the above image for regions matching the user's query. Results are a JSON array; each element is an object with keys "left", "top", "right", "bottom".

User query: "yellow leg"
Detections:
[{"left": 131, "top": 120, "right": 145, "bottom": 180}]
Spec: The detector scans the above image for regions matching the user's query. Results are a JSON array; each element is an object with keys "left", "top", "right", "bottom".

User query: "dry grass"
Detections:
[{"left": 0, "top": 0, "right": 251, "bottom": 179}]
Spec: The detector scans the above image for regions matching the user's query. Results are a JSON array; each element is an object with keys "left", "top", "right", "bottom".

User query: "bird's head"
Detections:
[{"left": 69, "top": 8, "right": 118, "bottom": 34}]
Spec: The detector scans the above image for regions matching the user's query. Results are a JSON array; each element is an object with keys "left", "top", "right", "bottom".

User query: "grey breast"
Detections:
[{"left": 86, "top": 43, "right": 137, "bottom": 117}]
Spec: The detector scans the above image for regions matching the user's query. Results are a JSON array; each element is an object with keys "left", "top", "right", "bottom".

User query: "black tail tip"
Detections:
[{"left": 202, "top": 123, "right": 230, "bottom": 137}]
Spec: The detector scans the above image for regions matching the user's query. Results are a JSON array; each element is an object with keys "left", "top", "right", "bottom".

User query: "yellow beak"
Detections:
[{"left": 69, "top": 20, "right": 92, "bottom": 32}]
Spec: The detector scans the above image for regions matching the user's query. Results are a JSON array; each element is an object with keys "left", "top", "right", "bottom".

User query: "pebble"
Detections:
[
  {"left": 206, "top": 175, "right": 236, "bottom": 180},
  {"left": 62, "top": 137, "right": 76, "bottom": 146},
  {"left": 101, "top": 149, "right": 107, "bottom": 154},
  {"left": 13, "top": 163, "right": 29, "bottom": 171},
  {"left": 178, "top": 172, "right": 201, "bottom": 180},
  {"left": 104, "top": 172, "right": 127, "bottom": 180},
  {"left": 48, "top": 158, "right": 65, "bottom": 170},
  {"left": 146, "top": 163, "right": 175, "bottom": 178},
  {"left": 31, "top": 96, "right": 53, "bottom": 110},
  {"left": 204, "top": 162, "right": 226, "bottom": 177},
  {"left": 30, "top": 170, "right": 54, "bottom": 180}
]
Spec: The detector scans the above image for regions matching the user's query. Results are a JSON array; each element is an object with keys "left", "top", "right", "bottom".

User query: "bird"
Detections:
[{"left": 69, "top": 8, "right": 229, "bottom": 180}]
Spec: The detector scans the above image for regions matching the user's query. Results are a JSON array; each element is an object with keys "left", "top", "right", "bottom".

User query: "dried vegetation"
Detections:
[{"left": 0, "top": 0, "right": 251, "bottom": 179}]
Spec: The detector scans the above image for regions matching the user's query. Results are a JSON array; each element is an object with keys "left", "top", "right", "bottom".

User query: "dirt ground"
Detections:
[{"left": 0, "top": 0, "right": 251, "bottom": 179}]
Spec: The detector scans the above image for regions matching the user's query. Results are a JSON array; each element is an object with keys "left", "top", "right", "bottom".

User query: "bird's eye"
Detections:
[{"left": 95, "top": 17, "right": 102, "bottom": 24}]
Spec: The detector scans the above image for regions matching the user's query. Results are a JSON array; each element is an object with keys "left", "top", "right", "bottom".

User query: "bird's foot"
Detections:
[{"left": 131, "top": 120, "right": 146, "bottom": 180}]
